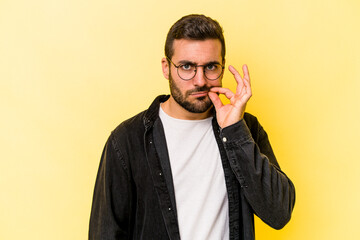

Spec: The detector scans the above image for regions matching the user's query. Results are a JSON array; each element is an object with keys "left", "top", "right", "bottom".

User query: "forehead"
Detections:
[{"left": 171, "top": 39, "right": 222, "bottom": 63}]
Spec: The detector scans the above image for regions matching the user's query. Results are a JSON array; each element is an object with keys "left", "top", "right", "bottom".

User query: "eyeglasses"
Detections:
[{"left": 167, "top": 57, "right": 224, "bottom": 81}]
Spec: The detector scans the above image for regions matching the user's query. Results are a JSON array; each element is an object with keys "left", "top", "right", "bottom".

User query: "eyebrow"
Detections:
[{"left": 177, "top": 60, "right": 221, "bottom": 65}]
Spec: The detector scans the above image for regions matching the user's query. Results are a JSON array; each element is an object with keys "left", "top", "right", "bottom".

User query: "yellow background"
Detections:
[{"left": 1, "top": 0, "right": 359, "bottom": 239}]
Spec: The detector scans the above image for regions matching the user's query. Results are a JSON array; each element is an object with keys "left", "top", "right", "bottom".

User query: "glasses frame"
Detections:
[{"left": 166, "top": 57, "right": 225, "bottom": 81}]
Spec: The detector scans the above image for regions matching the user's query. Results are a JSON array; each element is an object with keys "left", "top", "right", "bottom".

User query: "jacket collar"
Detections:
[{"left": 143, "top": 95, "right": 170, "bottom": 129}]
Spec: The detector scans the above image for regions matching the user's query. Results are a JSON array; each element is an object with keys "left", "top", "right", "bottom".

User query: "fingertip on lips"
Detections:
[
  {"left": 210, "top": 87, "right": 220, "bottom": 91},
  {"left": 208, "top": 91, "right": 220, "bottom": 97}
]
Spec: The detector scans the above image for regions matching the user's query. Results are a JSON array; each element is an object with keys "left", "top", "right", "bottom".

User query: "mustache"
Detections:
[{"left": 186, "top": 86, "right": 212, "bottom": 95}]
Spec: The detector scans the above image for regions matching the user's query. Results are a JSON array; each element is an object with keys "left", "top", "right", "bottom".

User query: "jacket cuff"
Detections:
[{"left": 220, "top": 119, "right": 253, "bottom": 145}]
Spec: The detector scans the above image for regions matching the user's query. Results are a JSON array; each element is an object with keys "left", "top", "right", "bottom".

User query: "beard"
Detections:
[{"left": 169, "top": 72, "right": 214, "bottom": 113}]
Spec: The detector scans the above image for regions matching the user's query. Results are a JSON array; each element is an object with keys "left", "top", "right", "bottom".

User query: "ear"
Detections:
[{"left": 161, "top": 57, "right": 170, "bottom": 80}]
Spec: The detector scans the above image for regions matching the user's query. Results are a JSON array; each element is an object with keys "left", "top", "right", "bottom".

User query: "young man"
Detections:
[{"left": 89, "top": 14, "right": 295, "bottom": 240}]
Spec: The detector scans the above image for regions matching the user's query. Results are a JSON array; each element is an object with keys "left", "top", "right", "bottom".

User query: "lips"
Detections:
[{"left": 190, "top": 91, "right": 209, "bottom": 98}]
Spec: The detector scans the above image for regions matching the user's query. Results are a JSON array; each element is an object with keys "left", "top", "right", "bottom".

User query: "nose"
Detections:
[{"left": 192, "top": 67, "right": 207, "bottom": 87}]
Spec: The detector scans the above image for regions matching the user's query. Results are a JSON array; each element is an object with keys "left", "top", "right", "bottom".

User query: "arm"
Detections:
[
  {"left": 220, "top": 117, "right": 295, "bottom": 229},
  {"left": 209, "top": 64, "right": 295, "bottom": 228},
  {"left": 89, "top": 134, "right": 133, "bottom": 239}
]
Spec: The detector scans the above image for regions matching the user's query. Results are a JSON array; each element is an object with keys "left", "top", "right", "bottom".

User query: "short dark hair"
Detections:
[{"left": 165, "top": 14, "right": 225, "bottom": 62}]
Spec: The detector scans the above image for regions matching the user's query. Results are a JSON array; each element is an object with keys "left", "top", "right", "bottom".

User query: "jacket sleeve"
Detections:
[
  {"left": 89, "top": 133, "right": 133, "bottom": 239},
  {"left": 220, "top": 118, "right": 295, "bottom": 229}
]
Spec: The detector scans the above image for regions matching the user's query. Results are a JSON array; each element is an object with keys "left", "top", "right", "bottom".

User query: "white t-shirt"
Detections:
[{"left": 159, "top": 106, "right": 229, "bottom": 240}]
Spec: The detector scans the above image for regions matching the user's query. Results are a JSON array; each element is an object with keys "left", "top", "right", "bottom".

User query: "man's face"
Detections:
[{"left": 167, "top": 39, "right": 223, "bottom": 114}]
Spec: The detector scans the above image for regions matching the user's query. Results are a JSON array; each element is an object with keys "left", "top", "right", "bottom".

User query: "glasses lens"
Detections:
[
  {"left": 204, "top": 64, "right": 223, "bottom": 80},
  {"left": 178, "top": 64, "right": 196, "bottom": 80}
]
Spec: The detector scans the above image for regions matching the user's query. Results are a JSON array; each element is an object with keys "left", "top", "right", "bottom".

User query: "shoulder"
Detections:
[
  {"left": 111, "top": 110, "right": 147, "bottom": 140},
  {"left": 110, "top": 95, "right": 169, "bottom": 139},
  {"left": 102, "top": 110, "right": 149, "bottom": 162}
]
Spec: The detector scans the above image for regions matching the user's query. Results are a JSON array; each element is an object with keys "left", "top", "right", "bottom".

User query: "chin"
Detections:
[{"left": 185, "top": 99, "right": 213, "bottom": 114}]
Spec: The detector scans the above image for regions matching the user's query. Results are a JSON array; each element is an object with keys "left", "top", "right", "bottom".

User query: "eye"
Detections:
[
  {"left": 180, "top": 64, "right": 194, "bottom": 71},
  {"left": 205, "top": 64, "right": 218, "bottom": 71}
]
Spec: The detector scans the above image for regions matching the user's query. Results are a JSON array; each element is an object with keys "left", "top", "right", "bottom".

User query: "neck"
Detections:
[{"left": 161, "top": 96, "right": 213, "bottom": 120}]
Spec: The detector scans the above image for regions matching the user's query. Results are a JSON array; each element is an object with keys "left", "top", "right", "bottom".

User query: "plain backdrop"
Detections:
[{"left": 1, "top": 0, "right": 360, "bottom": 239}]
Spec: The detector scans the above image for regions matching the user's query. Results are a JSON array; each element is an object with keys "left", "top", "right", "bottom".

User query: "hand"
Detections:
[{"left": 208, "top": 64, "right": 252, "bottom": 129}]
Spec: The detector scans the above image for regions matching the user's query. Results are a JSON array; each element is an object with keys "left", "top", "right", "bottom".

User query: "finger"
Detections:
[
  {"left": 210, "top": 87, "right": 235, "bottom": 99},
  {"left": 243, "top": 76, "right": 252, "bottom": 95},
  {"left": 208, "top": 92, "right": 223, "bottom": 110},
  {"left": 241, "top": 65, "right": 252, "bottom": 97},
  {"left": 228, "top": 65, "right": 245, "bottom": 94},
  {"left": 228, "top": 65, "right": 244, "bottom": 85},
  {"left": 240, "top": 82, "right": 252, "bottom": 103},
  {"left": 242, "top": 64, "right": 251, "bottom": 85}
]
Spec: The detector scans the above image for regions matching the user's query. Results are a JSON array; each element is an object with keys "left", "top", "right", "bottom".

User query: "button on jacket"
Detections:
[{"left": 89, "top": 95, "right": 295, "bottom": 240}]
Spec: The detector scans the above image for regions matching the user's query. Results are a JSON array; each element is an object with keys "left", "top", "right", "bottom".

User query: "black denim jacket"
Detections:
[{"left": 89, "top": 95, "right": 295, "bottom": 240}]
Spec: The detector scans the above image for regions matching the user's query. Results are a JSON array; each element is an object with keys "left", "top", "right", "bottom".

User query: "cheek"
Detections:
[{"left": 171, "top": 75, "right": 191, "bottom": 89}]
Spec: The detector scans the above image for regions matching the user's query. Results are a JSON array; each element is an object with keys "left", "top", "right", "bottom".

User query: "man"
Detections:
[{"left": 89, "top": 14, "right": 295, "bottom": 240}]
